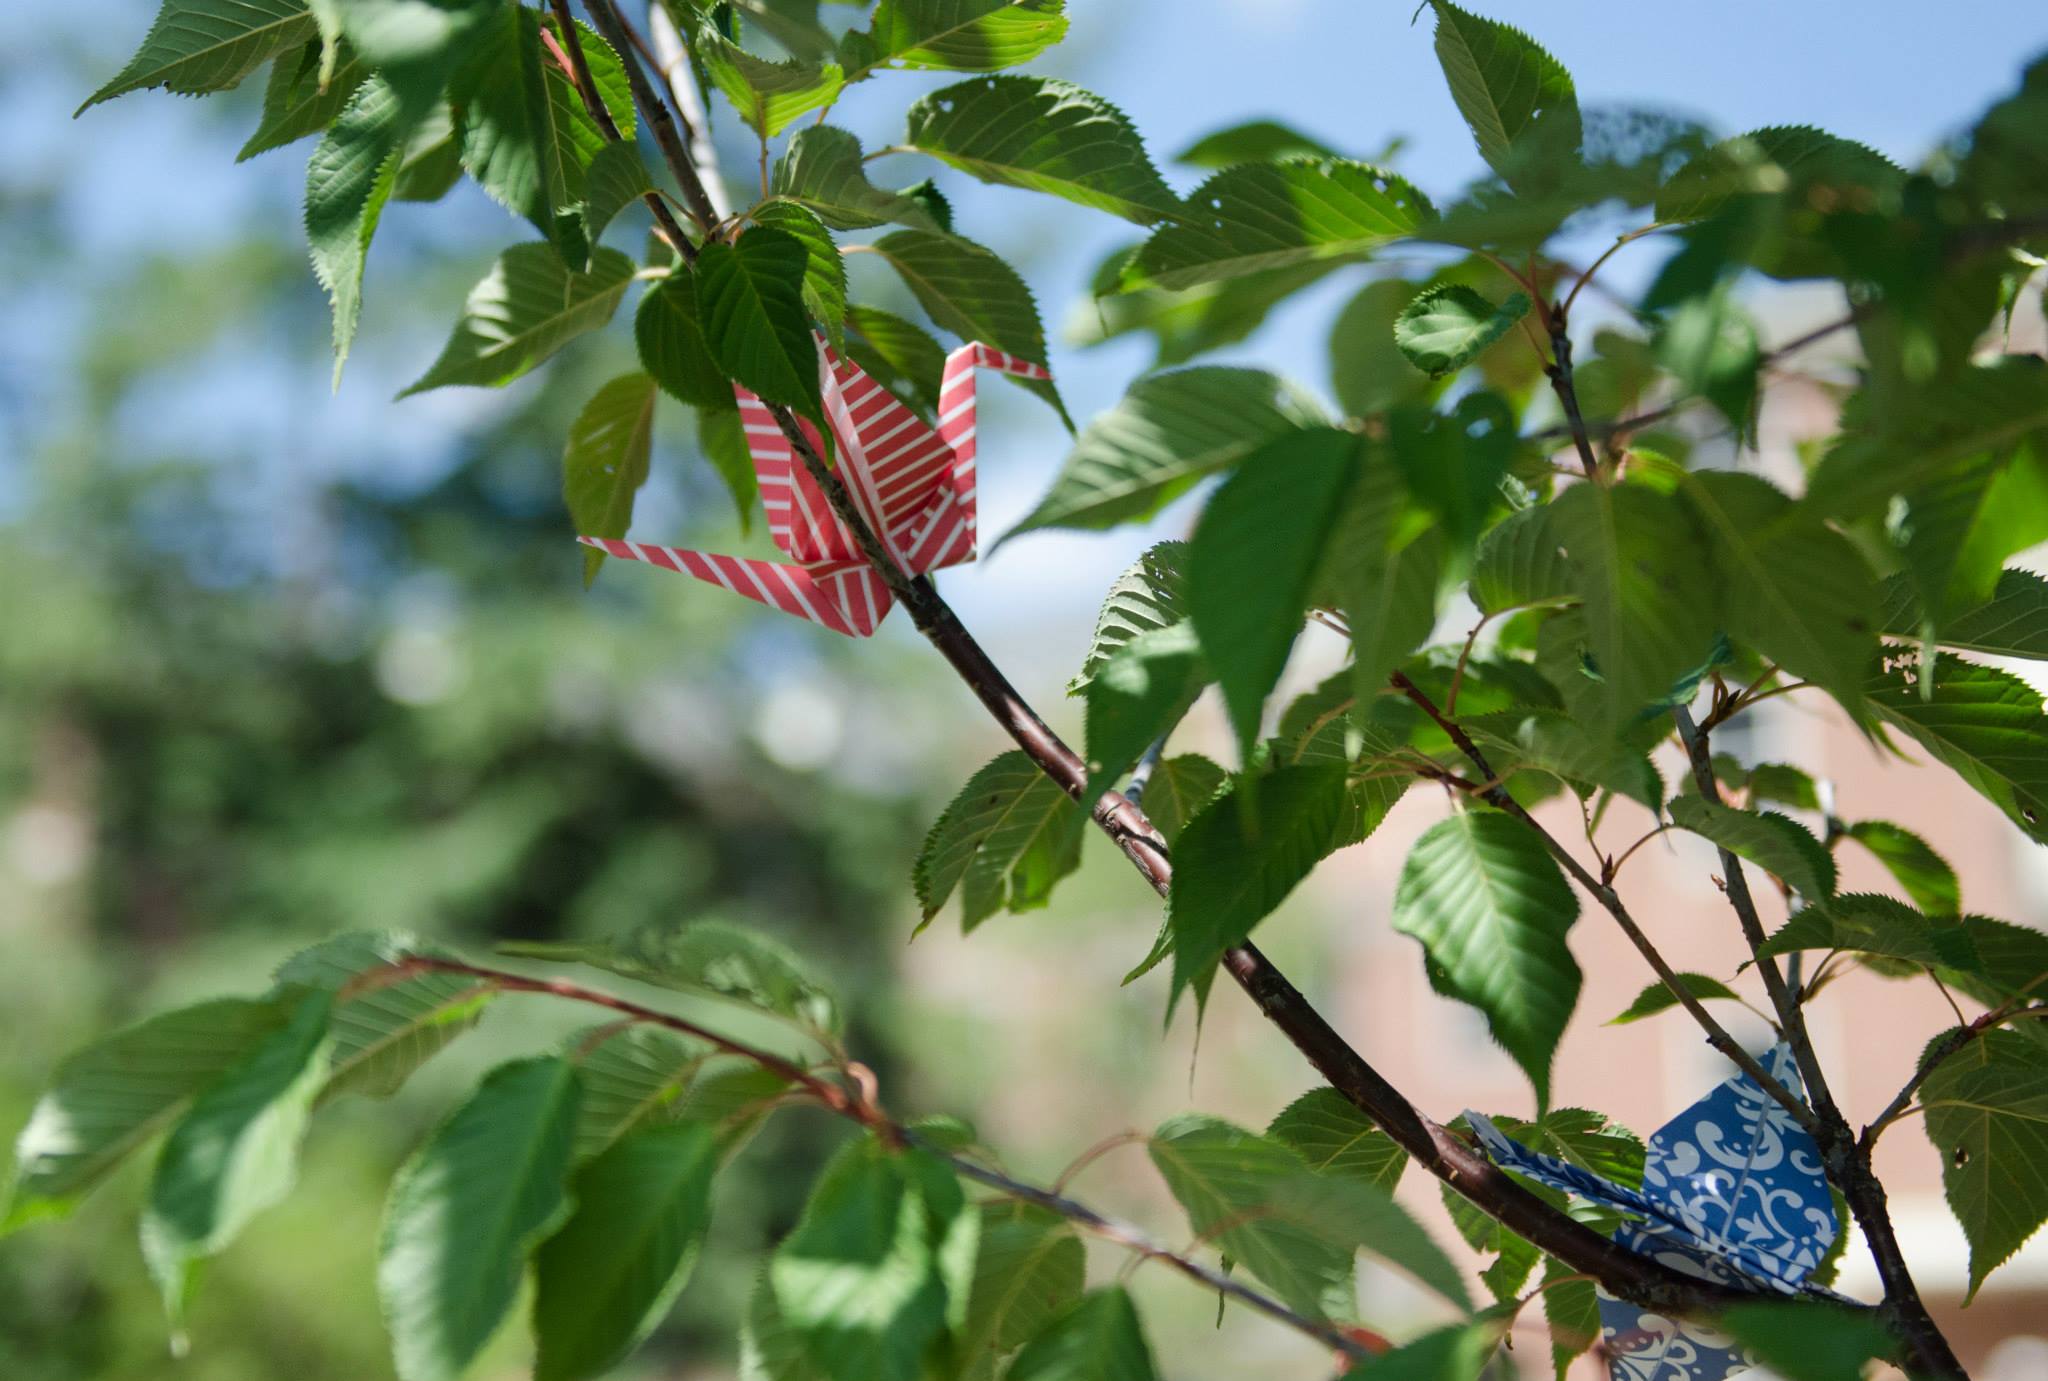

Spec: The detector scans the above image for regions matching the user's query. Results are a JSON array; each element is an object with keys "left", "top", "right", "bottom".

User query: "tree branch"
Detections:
[
  {"left": 1541, "top": 303, "right": 1603, "bottom": 479},
  {"left": 1388, "top": 671, "right": 1816, "bottom": 1132},
  {"left": 389, "top": 956, "right": 1372, "bottom": 1362},
  {"left": 582, "top": 0, "right": 723, "bottom": 230},
  {"left": 1672, "top": 705, "right": 1965, "bottom": 1381}
]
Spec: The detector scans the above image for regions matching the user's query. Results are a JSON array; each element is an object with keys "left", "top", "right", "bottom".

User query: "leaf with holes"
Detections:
[
  {"left": 1867, "top": 656, "right": 2048, "bottom": 845},
  {"left": 1921, "top": 1029, "right": 2048, "bottom": 1300},
  {"left": 1125, "top": 160, "right": 1434, "bottom": 291},
  {"left": 1667, "top": 796, "right": 1835, "bottom": 901},
  {"left": 914, "top": 751, "right": 1085, "bottom": 932},
  {"left": 403, "top": 244, "right": 633, "bottom": 395},
  {"left": 1428, "top": 1, "right": 1582, "bottom": 194},
  {"left": 903, "top": 76, "right": 1178, "bottom": 225},
  {"left": 1008, "top": 368, "right": 1324, "bottom": 535},
  {"left": 1393, "top": 811, "right": 1581, "bottom": 1108}
]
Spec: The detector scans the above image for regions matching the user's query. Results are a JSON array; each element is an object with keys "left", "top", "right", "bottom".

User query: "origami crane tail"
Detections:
[
  {"left": 575, "top": 539, "right": 892, "bottom": 637},
  {"left": 896, "top": 343, "right": 1055, "bottom": 573}
]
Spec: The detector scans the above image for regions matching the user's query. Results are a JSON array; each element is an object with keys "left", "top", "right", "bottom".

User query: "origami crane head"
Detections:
[
  {"left": 1465, "top": 1044, "right": 1841, "bottom": 1381},
  {"left": 579, "top": 337, "right": 1051, "bottom": 635}
]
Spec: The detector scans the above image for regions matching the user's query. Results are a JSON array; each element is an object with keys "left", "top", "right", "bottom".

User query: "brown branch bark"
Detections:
[
  {"left": 1673, "top": 706, "right": 1966, "bottom": 1381},
  {"left": 582, "top": 0, "right": 723, "bottom": 230}
]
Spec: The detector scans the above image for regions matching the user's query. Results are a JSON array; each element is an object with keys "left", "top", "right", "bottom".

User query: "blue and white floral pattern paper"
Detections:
[{"left": 1464, "top": 1045, "right": 1841, "bottom": 1380}]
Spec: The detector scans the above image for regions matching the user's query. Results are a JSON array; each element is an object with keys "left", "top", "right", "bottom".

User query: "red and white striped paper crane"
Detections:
[{"left": 579, "top": 339, "right": 1051, "bottom": 636}]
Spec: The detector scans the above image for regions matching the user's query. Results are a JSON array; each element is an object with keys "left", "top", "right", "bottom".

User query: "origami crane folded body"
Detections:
[
  {"left": 579, "top": 338, "right": 1051, "bottom": 635},
  {"left": 1466, "top": 1045, "right": 1842, "bottom": 1381}
]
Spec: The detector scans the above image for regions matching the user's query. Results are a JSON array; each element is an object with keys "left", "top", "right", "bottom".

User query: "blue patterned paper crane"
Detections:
[{"left": 1465, "top": 1045, "right": 1841, "bottom": 1380}]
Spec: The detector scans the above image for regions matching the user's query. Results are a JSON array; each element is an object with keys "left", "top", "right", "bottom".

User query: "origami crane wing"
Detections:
[
  {"left": 1465, "top": 1045, "right": 1841, "bottom": 1381},
  {"left": 582, "top": 337, "right": 1049, "bottom": 636}
]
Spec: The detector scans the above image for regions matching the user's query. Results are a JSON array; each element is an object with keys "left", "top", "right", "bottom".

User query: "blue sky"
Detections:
[{"left": 6, "top": 0, "right": 2048, "bottom": 677}]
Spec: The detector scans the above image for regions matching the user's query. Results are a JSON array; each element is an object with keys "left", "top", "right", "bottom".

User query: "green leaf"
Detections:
[
  {"left": 1608, "top": 973, "right": 1742, "bottom": 1025},
  {"left": 1655, "top": 288, "right": 1760, "bottom": 437},
  {"left": 914, "top": 750, "right": 1084, "bottom": 931},
  {"left": 563, "top": 372, "right": 657, "bottom": 585},
  {"left": 695, "top": 227, "right": 822, "bottom": 418},
  {"left": 582, "top": 140, "right": 653, "bottom": 242},
  {"left": 696, "top": 17, "right": 844, "bottom": 137},
  {"left": 1657, "top": 126, "right": 1905, "bottom": 224},
  {"left": 1327, "top": 278, "right": 1434, "bottom": 418},
  {"left": 1083, "top": 622, "right": 1209, "bottom": 801},
  {"left": 270, "top": 931, "right": 492, "bottom": 1101},
  {"left": 839, "top": 0, "right": 1068, "bottom": 83},
  {"left": 1189, "top": 428, "right": 1360, "bottom": 751},
  {"left": 1322, "top": 462, "right": 1446, "bottom": 704},
  {"left": 1165, "top": 765, "right": 1348, "bottom": 1014},
  {"left": 636, "top": 269, "right": 732, "bottom": 408},
  {"left": 1069, "top": 540, "right": 1190, "bottom": 693},
  {"left": 1392, "top": 811, "right": 1581, "bottom": 1108},
  {"left": 452, "top": 8, "right": 575, "bottom": 260},
  {"left": 843, "top": 305, "right": 947, "bottom": 418},
  {"left": 772, "top": 126, "right": 935, "bottom": 230},
  {"left": 1745, "top": 762, "right": 1820, "bottom": 811},
  {"left": 1428, "top": 1, "right": 1582, "bottom": 194},
  {"left": 403, "top": 244, "right": 634, "bottom": 395},
  {"left": 568, "top": 1025, "right": 707, "bottom": 1160},
  {"left": 867, "top": 229, "right": 1063, "bottom": 420},
  {"left": 532, "top": 1122, "right": 718, "bottom": 1381},
  {"left": 1757, "top": 894, "right": 1987, "bottom": 975},
  {"left": 1667, "top": 796, "right": 1836, "bottom": 901},
  {"left": 903, "top": 76, "right": 1177, "bottom": 225},
  {"left": 83, "top": 0, "right": 314, "bottom": 111},
  {"left": 1667, "top": 469, "right": 1879, "bottom": 716},
  {"left": 1267, "top": 1088, "right": 1408, "bottom": 1194},
  {"left": 1384, "top": 391, "right": 1515, "bottom": 546},
  {"left": 1881, "top": 567, "right": 2048, "bottom": 660},
  {"left": 698, "top": 404, "right": 761, "bottom": 532},
  {"left": 1540, "top": 1254, "right": 1599, "bottom": 1379},
  {"left": 957, "top": 1203, "right": 1085, "bottom": 1376},
  {"left": 752, "top": 202, "right": 848, "bottom": 342},
  {"left": 1007, "top": 368, "right": 1324, "bottom": 535},
  {"left": 1138, "top": 754, "right": 1226, "bottom": 847},
  {"left": 769, "top": 1138, "right": 975, "bottom": 1381},
  {"left": 1124, "top": 160, "right": 1434, "bottom": 291},
  {"left": 1393, "top": 284, "right": 1531, "bottom": 378},
  {"left": 142, "top": 992, "right": 333, "bottom": 1326},
  {"left": 390, "top": 103, "right": 462, "bottom": 201},
  {"left": 1921, "top": 1030, "right": 2048, "bottom": 1300},
  {"left": 1844, "top": 820, "right": 1960, "bottom": 916},
  {"left": 1961, "top": 54, "right": 2048, "bottom": 217},
  {"left": 1005, "top": 1288, "right": 1156, "bottom": 1381},
  {"left": 1478, "top": 1107, "right": 1645, "bottom": 1188},
  {"left": 240, "top": 42, "right": 367, "bottom": 160},
  {"left": 1175, "top": 119, "right": 1340, "bottom": 168},
  {"left": 1808, "top": 358, "right": 2048, "bottom": 518},
  {"left": 1868, "top": 655, "right": 2048, "bottom": 845},
  {"left": 1719, "top": 1302, "right": 1894, "bottom": 1381},
  {"left": 4, "top": 998, "right": 293, "bottom": 1233},
  {"left": 504, "top": 919, "right": 841, "bottom": 1035},
  {"left": 1546, "top": 479, "right": 1718, "bottom": 729},
  {"left": 305, "top": 72, "right": 404, "bottom": 379},
  {"left": 1345, "top": 1320, "right": 1506, "bottom": 1381},
  {"left": 1461, "top": 708, "right": 1662, "bottom": 808},
  {"left": 1470, "top": 502, "right": 1573, "bottom": 616},
  {"left": 1149, "top": 1113, "right": 1469, "bottom": 1314},
  {"left": 379, "top": 1057, "right": 582, "bottom": 1381}
]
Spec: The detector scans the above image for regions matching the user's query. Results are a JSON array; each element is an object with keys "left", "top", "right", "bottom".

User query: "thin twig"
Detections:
[
  {"left": 583, "top": 0, "right": 722, "bottom": 230},
  {"left": 391, "top": 955, "right": 1369, "bottom": 1360},
  {"left": 545, "top": 0, "right": 698, "bottom": 251}
]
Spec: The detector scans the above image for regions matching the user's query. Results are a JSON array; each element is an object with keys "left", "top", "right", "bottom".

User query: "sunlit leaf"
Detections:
[{"left": 402, "top": 244, "right": 634, "bottom": 395}]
